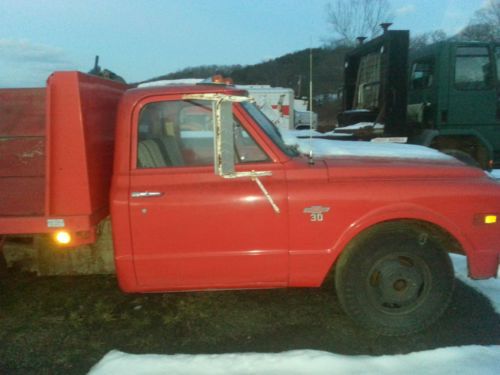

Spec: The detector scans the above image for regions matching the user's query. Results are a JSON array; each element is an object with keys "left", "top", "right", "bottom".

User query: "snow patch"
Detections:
[{"left": 88, "top": 346, "right": 500, "bottom": 375}]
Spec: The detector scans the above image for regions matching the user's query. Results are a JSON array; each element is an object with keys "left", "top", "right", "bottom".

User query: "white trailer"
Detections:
[
  {"left": 139, "top": 79, "right": 317, "bottom": 130},
  {"left": 236, "top": 85, "right": 317, "bottom": 130}
]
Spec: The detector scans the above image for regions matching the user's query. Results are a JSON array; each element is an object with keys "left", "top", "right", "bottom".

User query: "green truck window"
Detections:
[
  {"left": 455, "top": 46, "right": 492, "bottom": 90},
  {"left": 353, "top": 52, "right": 381, "bottom": 109},
  {"left": 411, "top": 60, "right": 434, "bottom": 89}
]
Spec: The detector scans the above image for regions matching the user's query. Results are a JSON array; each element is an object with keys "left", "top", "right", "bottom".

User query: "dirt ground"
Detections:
[{"left": 0, "top": 270, "right": 499, "bottom": 375}]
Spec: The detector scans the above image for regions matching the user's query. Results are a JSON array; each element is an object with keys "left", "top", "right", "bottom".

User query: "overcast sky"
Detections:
[{"left": 0, "top": 0, "right": 486, "bottom": 87}]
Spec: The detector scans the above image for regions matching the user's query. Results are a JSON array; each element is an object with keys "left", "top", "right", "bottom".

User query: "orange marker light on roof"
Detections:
[
  {"left": 208, "top": 75, "right": 233, "bottom": 85},
  {"left": 212, "top": 75, "right": 224, "bottom": 84}
]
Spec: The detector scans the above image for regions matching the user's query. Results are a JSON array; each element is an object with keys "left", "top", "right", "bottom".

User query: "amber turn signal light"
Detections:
[{"left": 53, "top": 230, "right": 72, "bottom": 245}]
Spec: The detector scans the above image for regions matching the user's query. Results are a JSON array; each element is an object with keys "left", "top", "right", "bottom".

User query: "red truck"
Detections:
[{"left": 1, "top": 71, "right": 499, "bottom": 336}]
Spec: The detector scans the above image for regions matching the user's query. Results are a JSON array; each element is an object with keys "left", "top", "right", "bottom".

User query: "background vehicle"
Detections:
[
  {"left": 336, "top": 27, "right": 500, "bottom": 169},
  {"left": 236, "top": 85, "right": 317, "bottom": 130},
  {"left": 1, "top": 71, "right": 499, "bottom": 336},
  {"left": 140, "top": 79, "right": 318, "bottom": 130}
]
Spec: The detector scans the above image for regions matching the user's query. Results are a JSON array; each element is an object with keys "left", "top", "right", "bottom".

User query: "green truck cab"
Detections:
[
  {"left": 338, "top": 28, "right": 500, "bottom": 170},
  {"left": 409, "top": 41, "right": 500, "bottom": 169}
]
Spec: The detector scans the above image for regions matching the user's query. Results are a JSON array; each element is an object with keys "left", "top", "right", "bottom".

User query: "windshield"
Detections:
[{"left": 241, "top": 102, "right": 299, "bottom": 157}]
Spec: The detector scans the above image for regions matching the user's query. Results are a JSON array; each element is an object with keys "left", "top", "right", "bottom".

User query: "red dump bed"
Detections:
[{"left": 0, "top": 72, "right": 127, "bottom": 240}]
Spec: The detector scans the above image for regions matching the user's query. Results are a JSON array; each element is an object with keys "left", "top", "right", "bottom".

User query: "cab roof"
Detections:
[{"left": 123, "top": 84, "right": 248, "bottom": 103}]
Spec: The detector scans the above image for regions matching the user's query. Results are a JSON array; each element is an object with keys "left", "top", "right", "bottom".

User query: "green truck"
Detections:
[{"left": 337, "top": 29, "right": 500, "bottom": 169}]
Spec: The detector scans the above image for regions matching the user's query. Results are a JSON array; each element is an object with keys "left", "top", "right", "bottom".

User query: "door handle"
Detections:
[{"left": 131, "top": 191, "right": 164, "bottom": 198}]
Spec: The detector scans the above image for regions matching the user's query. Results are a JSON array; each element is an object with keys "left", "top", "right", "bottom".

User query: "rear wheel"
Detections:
[{"left": 335, "top": 223, "right": 455, "bottom": 336}]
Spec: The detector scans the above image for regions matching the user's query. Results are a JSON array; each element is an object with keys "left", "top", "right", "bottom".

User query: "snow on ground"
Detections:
[
  {"left": 89, "top": 345, "right": 500, "bottom": 375},
  {"left": 281, "top": 130, "right": 453, "bottom": 161},
  {"left": 89, "top": 255, "right": 500, "bottom": 375}
]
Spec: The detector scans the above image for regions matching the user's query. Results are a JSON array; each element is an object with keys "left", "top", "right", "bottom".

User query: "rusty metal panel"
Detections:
[
  {"left": 0, "top": 88, "right": 46, "bottom": 136},
  {"left": 0, "top": 137, "right": 45, "bottom": 177},
  {"left": 0, "top": 176, "right": 44, "bottom": 216},
  {"left": 0, "top": 88, "right": 46, "bottom": 218}
]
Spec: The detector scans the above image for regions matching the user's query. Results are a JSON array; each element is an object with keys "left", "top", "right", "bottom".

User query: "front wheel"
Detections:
[{"left": 335, "top": 223, "right": 455, "bottom": 336}]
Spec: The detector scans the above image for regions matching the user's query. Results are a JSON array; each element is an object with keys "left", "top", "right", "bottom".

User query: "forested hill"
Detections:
[{"left": 142, "top": 46, "right": 351, "bottom": 98}]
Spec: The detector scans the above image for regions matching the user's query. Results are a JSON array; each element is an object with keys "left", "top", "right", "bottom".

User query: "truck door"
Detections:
[
  {"left": 128, "top": 97, "right": 288, "bottom": 290},
  {"left": 447, "top": 44, "right": 498, "bottom": 128}
]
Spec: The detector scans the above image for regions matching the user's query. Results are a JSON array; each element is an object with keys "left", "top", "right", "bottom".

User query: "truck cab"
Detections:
[
  {"left": 408, "top": 41, "right": 500, "bottom": 169},
  {"left": 111, "top": 85, "right": 296, "bottom": 291}
]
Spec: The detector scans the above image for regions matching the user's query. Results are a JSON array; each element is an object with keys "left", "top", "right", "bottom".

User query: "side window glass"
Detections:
[
  {"left": 234, "top": 119, "right": 269, "bottom": 163},
  {"left": 410, "top": 60, "right": 434, "bottom": 89},
  {"left": 353, "top": 52, "right": 381, "bottom": 109},
  {"left": 455, "top": 46, "right": 492, "bottom": 90},
  {"left": 178, "top": 102, "right": 214, "bottom": 166},
  {"left": 137, "top": 100, "right": 268, "bottom": 169}
]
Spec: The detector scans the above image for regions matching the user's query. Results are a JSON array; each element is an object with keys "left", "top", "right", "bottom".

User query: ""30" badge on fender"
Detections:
[{"left": 303, "top": 206, "right": 330, "bottom": 222}]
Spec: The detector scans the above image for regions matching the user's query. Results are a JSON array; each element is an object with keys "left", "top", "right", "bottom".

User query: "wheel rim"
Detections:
[{"left": 367, "top": 253, "right": 431, "bottom": 315}]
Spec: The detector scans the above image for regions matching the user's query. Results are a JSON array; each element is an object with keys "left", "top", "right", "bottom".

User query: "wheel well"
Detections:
[
  {"left": 324, "top": 219, "right": 464, "bottom": 286},
  {"left": 430, "top": 135, "right": 489, "bottom": 169}
]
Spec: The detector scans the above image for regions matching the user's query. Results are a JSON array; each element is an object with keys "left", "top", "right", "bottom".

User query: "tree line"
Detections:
[{"left": 140, "top": 0, "right": 499, "bottom": 99}]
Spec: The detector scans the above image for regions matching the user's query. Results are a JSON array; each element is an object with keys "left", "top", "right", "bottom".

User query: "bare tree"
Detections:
[
  {"left": 459, "top": 0, "right": 500, "bottom": 41},
  {"left": 458, "top": 23, "right": 498, "bottom": 42},
  {"left": 472, "top": 0, "right": 500, "bottom": 26},
  {"left": 410, "top": 30, "right": 447, "bottom": 52},
  {"left": 325, "top": 0, "right": 393, "bottom": 46}
]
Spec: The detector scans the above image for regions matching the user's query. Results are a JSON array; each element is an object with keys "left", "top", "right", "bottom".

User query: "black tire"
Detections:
[{"left": 335, "top": 222, "right": 455, "bottom": 336}]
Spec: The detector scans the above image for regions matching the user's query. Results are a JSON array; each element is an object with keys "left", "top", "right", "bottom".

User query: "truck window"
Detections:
[
  {"left": 241, "top": 102, "right": 299, "bottom": 157},
  {"left": 353, "top": 52, "right": 381, "bottom": 109},
  {"left": 454, "top": 46, "right": 492, "bottom": 90},
  {"left": 136, "top": 100, "right": 268, "bottom": 168},
  {"left": 411, "top": 60, "right": 434, "bottom": 89}
]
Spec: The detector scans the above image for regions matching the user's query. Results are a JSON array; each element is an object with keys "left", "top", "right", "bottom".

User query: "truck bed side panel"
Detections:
[
  {"left": 0, "top": 73, "right": 126, "bottom": 235},
  {"left": 0, "top": 88, "right": 46, "bottom": 136},
  {"left": 0, "top": 88, "right": 45, "bottom": 216}
]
